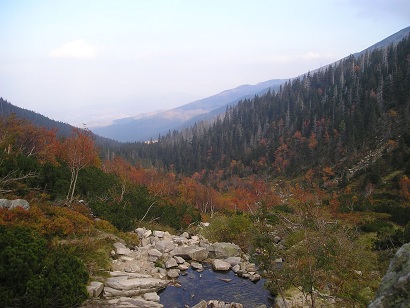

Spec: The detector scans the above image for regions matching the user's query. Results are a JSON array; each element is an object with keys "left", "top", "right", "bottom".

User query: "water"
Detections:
[{"left": 159, "top": 264, "right": 274, "bottom": 307}]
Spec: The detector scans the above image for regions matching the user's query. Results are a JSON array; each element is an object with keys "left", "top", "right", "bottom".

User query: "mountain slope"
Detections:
[
  {"left": 114, "top": 28, "right": 410, "bottom": 178},
  {"left": 91, "top": 79, "right": 286, "bottom": 142}
]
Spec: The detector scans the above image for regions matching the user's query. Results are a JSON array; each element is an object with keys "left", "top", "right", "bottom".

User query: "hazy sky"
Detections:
[{"left": 0, "top": 0, "right": 409, "bottom": 127}]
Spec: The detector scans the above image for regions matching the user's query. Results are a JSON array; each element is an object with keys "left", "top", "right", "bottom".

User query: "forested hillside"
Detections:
[{"left": 117, "top": 34, "right": 410, "bottom": 180}]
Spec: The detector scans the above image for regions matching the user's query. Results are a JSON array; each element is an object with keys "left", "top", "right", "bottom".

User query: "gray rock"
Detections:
[
  {"left": 179, "top": 262, "right": 190, "bottom": 271},
  {"left": 369, "top": 243, "right": 410, "bottom": 308},
  {"left": 191, "top": 262, "right": 204, "bottom": 271},
  {"left": 172, "top": 246, "right": 209, "bottom": 261},
  {"left": 0, "top": 199, "right": 30, "bottom": 210},
  {"left": 249, "top": 273, "right": 261, "bottom": 282},
  {"left": 208, "top": 242, "right": 241, "bottom": 259},
  {"left": 153, "top": 230, "right": 164, "bottom": 238},
  {"left": 104, "top": 277, "right": 168, "bottom": 297},
  {"left": 148, "top": 249, "right": 162, "bottom": 262},
  {"left": 154, "top": 240, "right": 175, "bottom": 253},
  {"left": 165, "top": 258, "right": 178, "bottom": 269},
  {"left": 180, "top": 231, "right": 190, "bottom": 238},
  {"left": 87, "top": 281, "right": 104, "bottom": 297},
  {"left": 232, "top": 264, "right": 241, "bottom": 273},
  {"left": 212, "top": 259, "right": 231, "bottom": 271},
  {"left": 172, "top": 236, "right": 189, "bottom": 245},
  {"left": 113, "top": 242, "right": 131, "bottom": 256},
  {"left": 167, "top": 268, "right": 180, "bottom": 279},
  {"left": 144, "top": 229, "right": 152, "bottom": 238},
  {"left": 224, "top": 257, "right": 242, "bottom": 266},
  {"left": 135, "top": 227, "right": 146, "bottom": 238},
  {"left": 174, "top": 256, "right": 185, "bottom": 264},
  {"left": 143, "top": 292, "right": 160, "bottom": 302}
]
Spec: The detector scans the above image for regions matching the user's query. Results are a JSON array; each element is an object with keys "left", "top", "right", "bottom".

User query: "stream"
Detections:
[{"left": 159, "top": 263, "right": 274, "bottom": 307}]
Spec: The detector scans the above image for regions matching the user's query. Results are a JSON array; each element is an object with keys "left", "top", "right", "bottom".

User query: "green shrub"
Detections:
[
  {"left": 200, "top": 213, "right": 253, "bottom": 250},
  {"left": 0, "top": 226, "right": 88, "bottom": 307}
]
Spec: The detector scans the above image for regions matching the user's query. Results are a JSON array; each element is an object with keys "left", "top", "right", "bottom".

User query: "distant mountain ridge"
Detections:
[
  {"left": 2, "top": 26, "right": 410, "bottom": 146},
  {"left": 91, "top": 79, "right": 286, "bottom": 142}
]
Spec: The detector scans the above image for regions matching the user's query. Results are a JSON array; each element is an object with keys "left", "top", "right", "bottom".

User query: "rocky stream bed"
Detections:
[{"left": 82, "top": 228, "right": 273, "bottom": 308}]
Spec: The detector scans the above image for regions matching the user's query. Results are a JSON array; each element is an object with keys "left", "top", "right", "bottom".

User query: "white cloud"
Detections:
[
  {"left": 301, "top": 51, "right": 335, "bottom": 60},
  {"left": 49, "top": 39, "right": 97, "bottom": 59}
]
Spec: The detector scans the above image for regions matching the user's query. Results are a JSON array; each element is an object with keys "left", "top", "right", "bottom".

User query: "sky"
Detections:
[{"left": 0, "top": 0, "right": 409, "bottom": 127}]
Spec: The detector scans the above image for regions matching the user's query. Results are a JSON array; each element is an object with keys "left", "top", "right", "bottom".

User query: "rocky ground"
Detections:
[{"left": 81, "top": 228, "right": 265, "bottom": 308}]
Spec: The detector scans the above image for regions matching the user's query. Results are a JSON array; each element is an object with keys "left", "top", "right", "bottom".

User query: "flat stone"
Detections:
[
  {"left": 106, "top": 296, "right": 163, "bottom": 307},
  {"left": 143, "top": 292, "right": 160, "bottom": 302},
  {"left": 104, "top": 278, "right": 168, "bottom": 299},
  {"left": 212, "top": 259, "right": 231, "bottom": 271}
]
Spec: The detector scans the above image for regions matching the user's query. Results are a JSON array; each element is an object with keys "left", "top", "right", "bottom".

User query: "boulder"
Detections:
[
  {"left": 154, "top": 240, "right": 175, "bottom": 253},
  {"left": 0, "top": 199, "right": 30, "bottom": 210},
  {"left": 369, "top": 243, "right": 410, "bottom": 308},
  {"left": 212, "top": 259, "right": 231, "bottom": 271},
  {"left": 224, "top": 257, "right": 242, "bottom": 267},
  {"left": 208, "top": 242, "right": 241, "bottom": 259},
  {"left": 148, "top": 249, "right": 162, "bottom": 262},
  {"left": 113, "top": 242, "right": 131, "bottom": 256},
  {"left": 172, "top": 246, "right": 208, "bottom": 261}
]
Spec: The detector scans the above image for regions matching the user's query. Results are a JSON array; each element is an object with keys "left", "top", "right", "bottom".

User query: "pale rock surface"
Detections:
[
  {"left": 369, "top": 243, "right": 410, "bottom": 308},
  {"left": 0, "top": 199, "right": 30, "bottom": 210},
  {"left": 113, "top": 242, "right": 132, "bottom": 256},
  {"left": 172, "top": 245, "right": 209, "bottom": 261},
  {"left": 208, "top": 242, "right": 241, "bottom": 259},
  {"left": 165, "top": 257, "right": 178, "bottom": 269},
  {"left": 87, "top": 281, "right": 104, "bottom": 298},
  {"left": 212, "top": 259, "right": 232, "bottom": 271}
]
